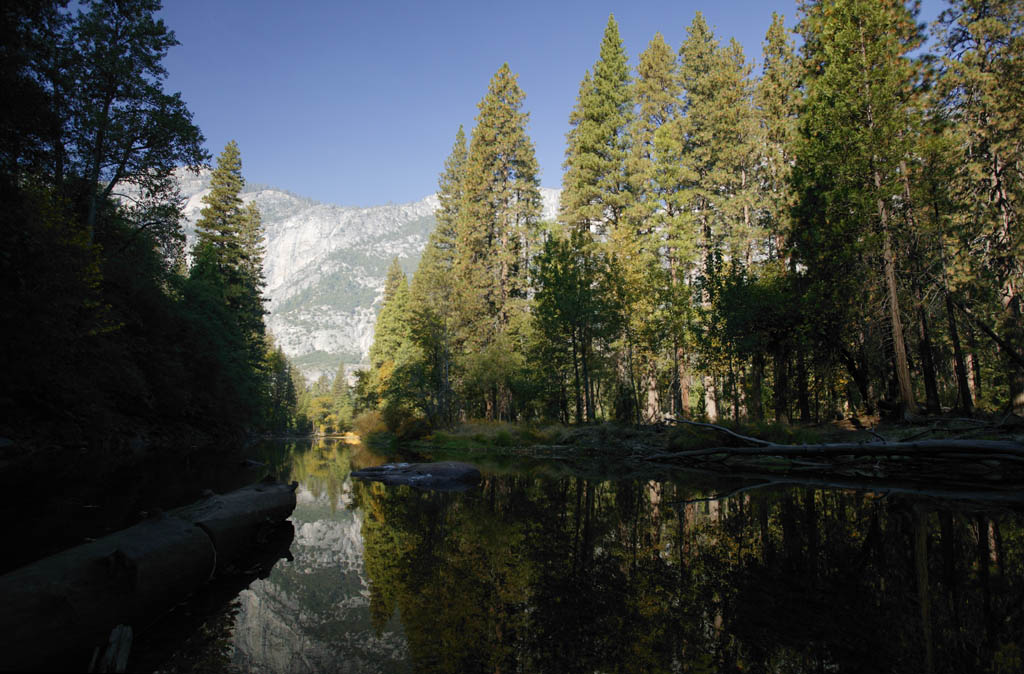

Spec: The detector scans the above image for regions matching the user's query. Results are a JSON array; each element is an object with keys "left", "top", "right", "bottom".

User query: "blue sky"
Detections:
[{"left": 158, "top": 0, "right": 949, "bottom": 207}]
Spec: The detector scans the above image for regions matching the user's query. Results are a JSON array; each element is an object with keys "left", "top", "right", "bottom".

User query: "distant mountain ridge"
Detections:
[{"left": 175, "top": 169, "right": 560, "bottom": 381}]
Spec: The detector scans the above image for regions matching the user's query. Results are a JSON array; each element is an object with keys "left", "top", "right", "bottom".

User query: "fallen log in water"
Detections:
[{"left": 0, "top": 479, "right": 297, "bottom": 672}]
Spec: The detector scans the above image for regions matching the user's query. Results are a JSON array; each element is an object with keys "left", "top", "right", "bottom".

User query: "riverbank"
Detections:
[
  {"left": 0, "top": 430, "right": 293, "bottom": 576},
  {"left": 365, "top": 414, "right": 1024, "bottom": 501}
]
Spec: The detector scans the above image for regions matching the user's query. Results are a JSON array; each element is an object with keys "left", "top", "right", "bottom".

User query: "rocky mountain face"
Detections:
[{"left": 176, "top": 169, "right": 560, "bottom": 381}]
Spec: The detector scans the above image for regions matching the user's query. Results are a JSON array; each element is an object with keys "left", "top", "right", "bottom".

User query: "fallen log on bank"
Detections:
[
  {"left": 648, "top": 418, "right": 1024, "bottom": 492},
  {"left": 658, "top": 417, "right": 1024, "bottom": 459},
  {"left": 0, "top": 479, "right": 297, "bottom": 672}
]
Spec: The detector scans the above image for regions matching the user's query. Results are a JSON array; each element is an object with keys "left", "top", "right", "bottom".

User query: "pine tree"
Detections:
[
  {"left": 659, "top": 13, "right": 764, "bottom": 421},
  {"left": 71, "top": 0, "right": 207, "bottom": 240},
  {"left": 193, "top": 141, "right": 266, "bottom": 365},
  {"left": 755, "top": 12, "right": 800, "bottom": 258},
  {"left": 454, "top": 63, "right": 541, "bottom": 344},
  {"left": 195, "top": 140, "right": 244, "bottom": 265},
  {"left": 404, "top": 126, "right": 466, "bottom": 424},
  {"left": 935, "top": 0, "right": 1024, "bottom": 414},
  {"left": 792, "top": 0, "right": 924, "bottom": 415},
  {"left": 433, "top": 125, "right": 467, "bottom": 267},
  {"left": 451, "top": 63, "right": 542, "bottom": 419},
  {"left": 369, "top": 258, "right": 411, "bottom": 378},
  {"left": 560, "top": 14, "right": 633, "bottom": 237},
  {"left": 627, "top": 33, "right": 680, "bottom": 236}
]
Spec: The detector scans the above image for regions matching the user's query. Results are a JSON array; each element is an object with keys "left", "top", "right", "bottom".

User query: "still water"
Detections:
[{"left": 208, "top": 437, "right": 1023, "bottom": 674}]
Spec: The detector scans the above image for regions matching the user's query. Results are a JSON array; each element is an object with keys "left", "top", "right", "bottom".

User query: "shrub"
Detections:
[{"left": 352, "top": 410, "right": 386, "bottom": 440}]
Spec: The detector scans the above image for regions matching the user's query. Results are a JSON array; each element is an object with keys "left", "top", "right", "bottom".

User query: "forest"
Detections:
[
  {"left": 358, "top": 1, "right": 1024, "bottom": 434},
  {"left": 0, "top": 0, "right": 302, "bottom": 457},
  {"left": 1, "top": 0, "right": 1022, "bottom": 458}
]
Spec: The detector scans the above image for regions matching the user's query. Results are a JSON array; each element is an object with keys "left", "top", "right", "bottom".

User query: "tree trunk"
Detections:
[
  {"left": 645, "top": 361, "right": 660, "bottom": 424},
  {"left": 796, "top": 348, "right": 811, "bottom": 423},
  {"left": 880, "top": 197, "right": 917, "bottom": 414},
  {"left": 582, "top": 329, "right": 595, "bottom": 423},
  {"left": 1001, "top": 289, "right": 1024, "bottom": 415},
  {"left": 773, "top": 344, "right": 790, "bottom": 424},
  {"left": 671, "top": 341, "right": 684, "bottom": 416},
  {"left": 572, "top": 330, "right": 583, "bottom": 425},
  {"left": 730, "top": 360, "right": 741, "bottom": 421},
  {"left": 991, "top": 150, "right": 1024, "bottom": 414},
  {"left": 749, "top": 353, "right": 765, "bottom": 422},
  {"left": 679, "top": 349, "right": 690, "bottom": 415},
  {"left": 946, "top": 293, "right": 973, "bottom": 415},
  {"left": 704, "top": 373, "right": 718, "bottom": 423},
  {"left": 916, "top": 300, "right": 941, "bottom": 414}
]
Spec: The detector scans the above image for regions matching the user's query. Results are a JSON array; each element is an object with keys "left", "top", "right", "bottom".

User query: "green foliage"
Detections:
[
  {"left": 352, "top": 409, "right": 386, "bottom": 441},
  {"left": 561, "top": 14, "right": 633, "bottom": 236},
  {"left": 362, "top": 2, "right": 1023, "bottom": 431}
]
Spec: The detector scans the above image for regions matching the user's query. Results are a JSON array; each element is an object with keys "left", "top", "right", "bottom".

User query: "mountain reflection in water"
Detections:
[{"left": 225, "top": 437, "right": 1023, "bottom": 674}]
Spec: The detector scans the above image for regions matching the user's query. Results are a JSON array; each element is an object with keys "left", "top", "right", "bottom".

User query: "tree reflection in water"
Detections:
[{"left": 354, "top": 470, "right": 1024, "bottom": 674}]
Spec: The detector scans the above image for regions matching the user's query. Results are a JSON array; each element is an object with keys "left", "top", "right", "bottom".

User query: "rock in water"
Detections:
[{"left": 351, "top": 462, "right": 481, "bottom": 491}]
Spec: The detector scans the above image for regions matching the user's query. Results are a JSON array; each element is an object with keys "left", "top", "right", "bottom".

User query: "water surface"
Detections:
[{"left": 216, "top": 437, "right": 1024, "bottom": 674}]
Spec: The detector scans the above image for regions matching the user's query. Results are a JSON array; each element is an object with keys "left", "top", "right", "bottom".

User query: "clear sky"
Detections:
[{"left": 158, "top": 0, "right": 949, "bottom": 207}]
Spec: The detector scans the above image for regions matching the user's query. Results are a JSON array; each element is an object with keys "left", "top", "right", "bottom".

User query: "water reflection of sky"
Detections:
[{"left": 228, "top": 437, "right": 1024, "bottom": 674}]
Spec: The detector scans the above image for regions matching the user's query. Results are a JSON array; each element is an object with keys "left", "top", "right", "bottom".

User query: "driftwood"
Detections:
[{"left": 0, "top": 479, "right": 297, "bottom": 672}]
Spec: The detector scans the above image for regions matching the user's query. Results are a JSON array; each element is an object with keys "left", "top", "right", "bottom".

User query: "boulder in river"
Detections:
[{"left": 351, "top": 461, "right": 481, "bottom": 491}]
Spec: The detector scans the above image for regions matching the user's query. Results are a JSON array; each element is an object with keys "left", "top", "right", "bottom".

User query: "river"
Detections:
[{"left": 155, "top": 436, "right": 1023, "bottom": 673}]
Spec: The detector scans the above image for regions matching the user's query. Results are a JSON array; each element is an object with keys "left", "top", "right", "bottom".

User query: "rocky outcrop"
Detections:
[{"left": 174, "top": 169, "right": 561, "bottom": 381}]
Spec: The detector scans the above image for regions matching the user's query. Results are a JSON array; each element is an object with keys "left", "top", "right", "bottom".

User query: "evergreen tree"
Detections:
[
  {"left": 192, "top": 141, "right": 266, "bottom": 365},
  {"left": 367, "top": 258, "right": 411, "bottom": 421},
  {"left": 625, "top": 33, "right": 684, "bottom": 421},
  {"left": 393, "top": 128, "right": 470, "bottom": 427},
  {"left": 560, "top": 14, "right": 633, "bottom": 237},
  {"left": 369, "top": 258, "right": 411, "bottom": 376},
  {"left": 195, "top": 140, "right": 244, "bottom": 260},
  {"left": 627, "top": 33, "right": 680, "bottom": 236},
  {"left": 935, "top": 0, "right": 1024, "bottom": 414},
  {"left": 792, "top": 0, "right": 924, "bottom": 415},
  {"left": 70, "top": 0, "right": 207, "bottom": 239},
  {"left": 453, "top": 64, "right": 541, "bottom": 418},
  {"left": 657, "top": 13, "right": 763, "bottom": 421},
  {"left": 433, "top": 125, "right": 468, "bottom": 267},
  {"left": 755, "top": 12, "right": 800, "bottom": 258},
  {"left": 263, "top": 343, "right": 298, "bottom": 432},
  {"left": 534, "top": 228, "right": 622, "bottom": 423}
]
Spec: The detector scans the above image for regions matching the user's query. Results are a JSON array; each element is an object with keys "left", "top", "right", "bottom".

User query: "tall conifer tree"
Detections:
[
  {"left": 192, "top": 140, "right": 266, "bottom": 365},
  {"left": 936, "top": 0, "right": 1024, "bottom": 414},
  {"left": 452, "top": 63, "right": 541, "bottom": 418},
  {"left": 623, "top": 33, "right": 683, "bottom": 422},
  {"left": 368, "top": 258, "right": 411, "bottom": 404},
  {"left": 756, "top": 12, "right": 800, "bottom": 258},
  {"left": 792, "top": 0, "right": 924, "bottom": 415},
  {"left": 560, "top": 14, "right": 633, "bottom": 237},
  {"left": 195, "top": 140, "right": 244, "bottom": 263},
  {"left": 433, "top": 125, "right": 468, "bottom": 267},
  {"left": 454, "top": 63, "right": 541, "bottom": 343}
]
